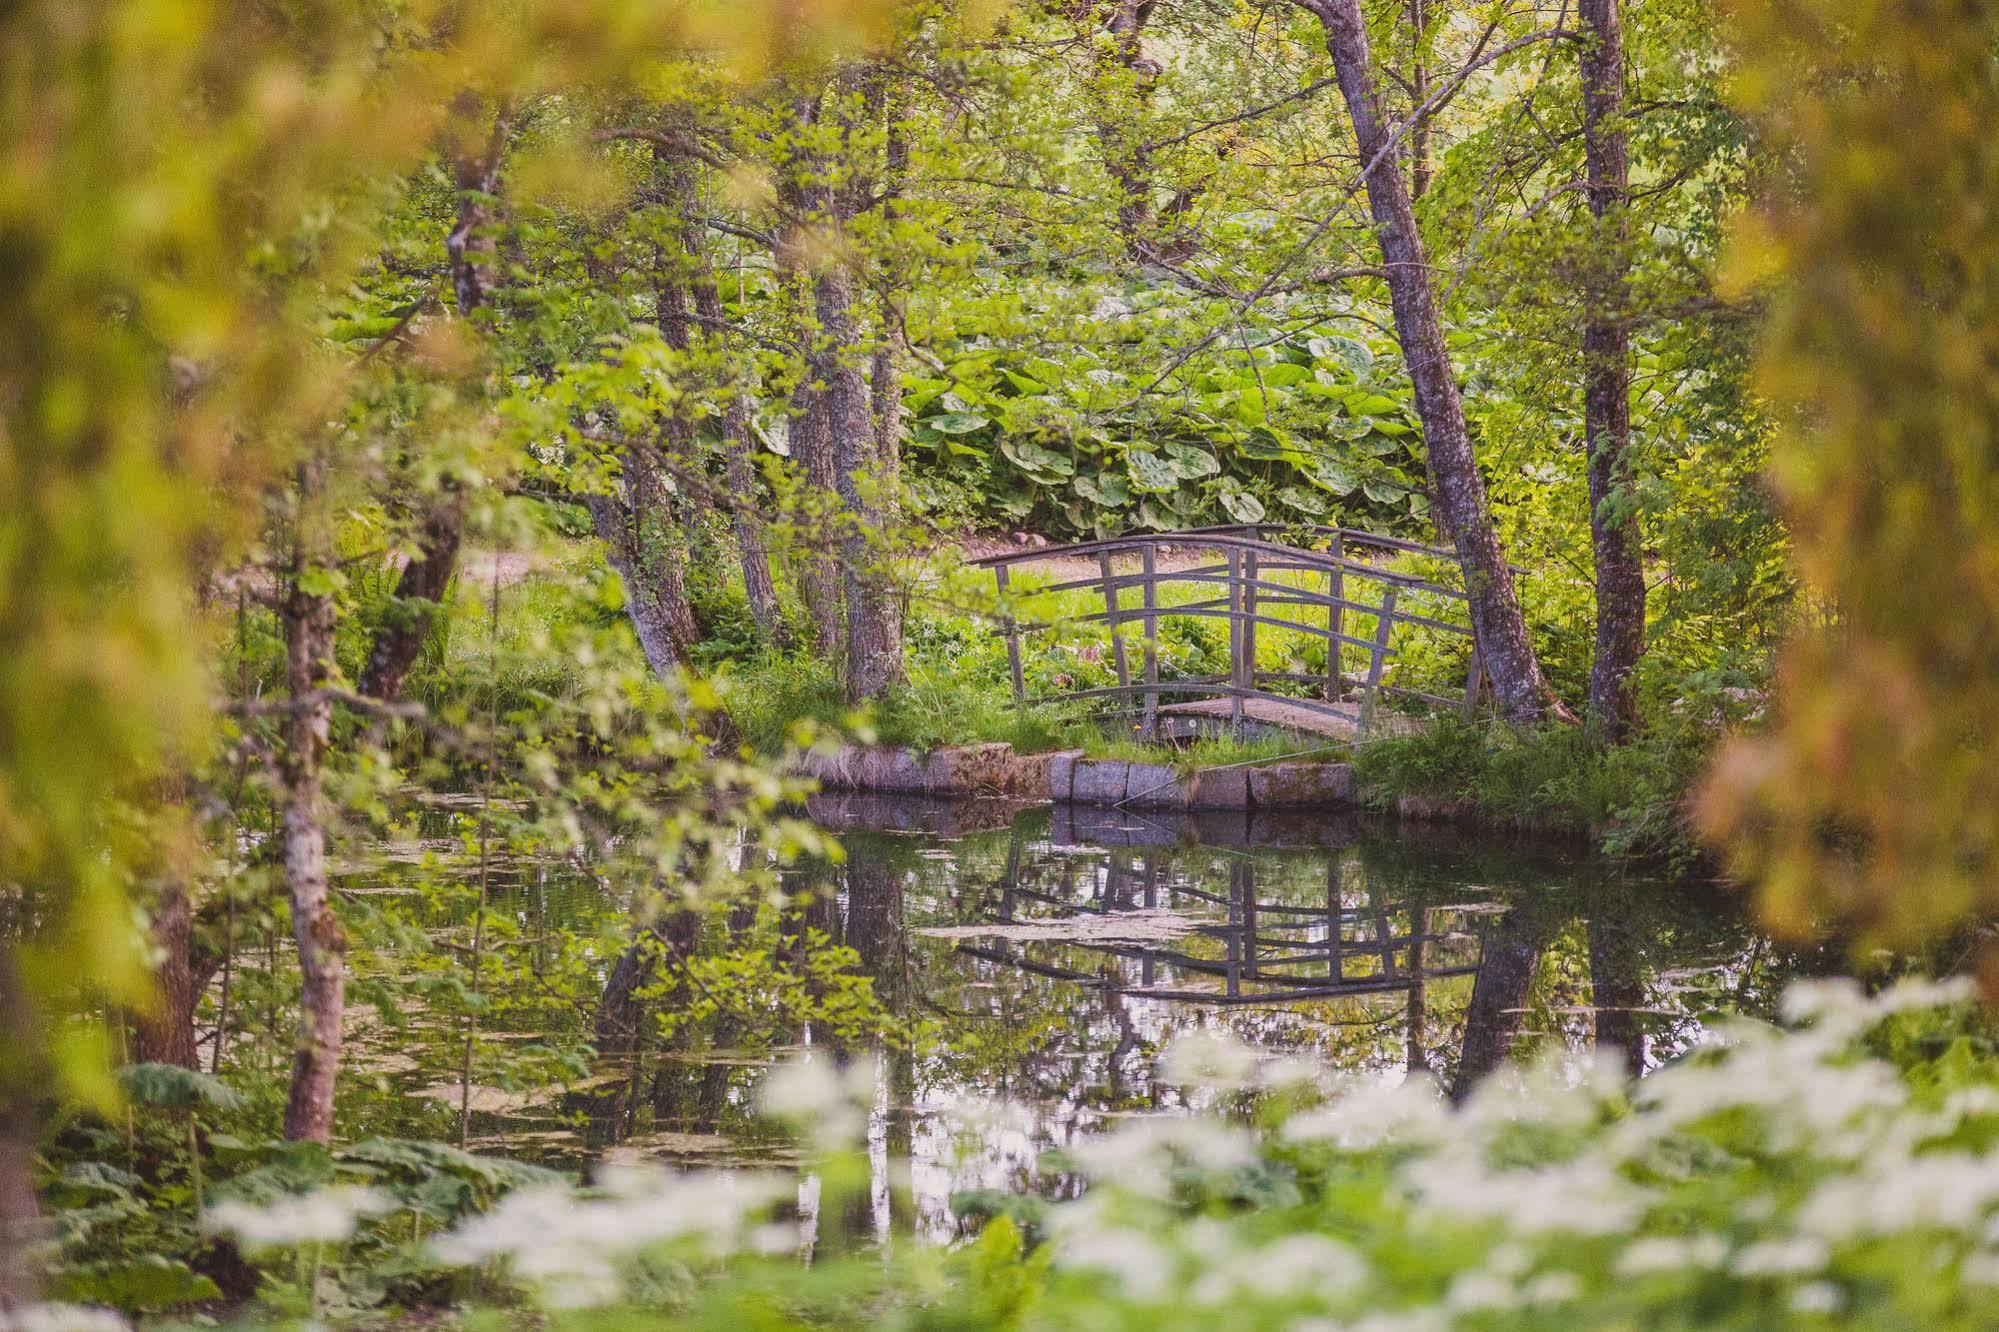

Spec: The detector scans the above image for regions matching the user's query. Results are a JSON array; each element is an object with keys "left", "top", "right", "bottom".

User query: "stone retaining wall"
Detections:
[{"left": 796, "top": 742, "right": 1360, "bottom": 812}]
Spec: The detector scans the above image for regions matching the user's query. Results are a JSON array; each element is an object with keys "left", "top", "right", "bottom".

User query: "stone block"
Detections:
[
  {"left": 1185, "top": 766, "right": 1252, "bottom": 809},
  {"left": 927, "top": 742, "right": 1014, "bottom": 795},
  {"left": 1248, "top": 761, "right": 1358, "bottom": 809},
  {"left": 1122, "top": 762, "right": 1187, "bottom": 810},
  {"left": 1070, "top": 759, "right": 1131, "bottom": 807},
  {"left": 1046, "top": 750, "right": 1083, "bottom": 802}
]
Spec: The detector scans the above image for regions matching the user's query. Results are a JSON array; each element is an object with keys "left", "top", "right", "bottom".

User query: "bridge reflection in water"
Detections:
[
  {"left": 568, "top": 798, "right": 1788, "bottom": 1246},
  {"left": 801, "top": 797, "right": 1780, "bottom": 1101}
]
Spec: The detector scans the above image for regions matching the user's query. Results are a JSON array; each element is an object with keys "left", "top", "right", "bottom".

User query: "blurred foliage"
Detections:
[{"left": 1695, "top": 0, "right": 1999, "bottom": 949}]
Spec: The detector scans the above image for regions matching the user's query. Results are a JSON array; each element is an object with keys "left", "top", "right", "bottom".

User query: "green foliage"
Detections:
[
  {"left": 908, "top": 319, "right": 1431, "bottom": 540},
  {"left": 1696, "top": 0, "right": 1999, "bottom": 950},
  {"left": 1355, "top": 712, "right": 1727, "bottom": 861}
]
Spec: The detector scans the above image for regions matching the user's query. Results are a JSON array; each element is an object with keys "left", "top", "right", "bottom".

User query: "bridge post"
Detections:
[
  {"left": 1140, "top": 545, "right": 1159, "bottom": 738},
  {"left": 1097, "top": 551, "right": 1130, "bottom": 696},
  {"left": 1461, "top": 646, "right": 1485, "bottom": 718},
  {"left": 1327, "top": 532, "right": 1346, "bottom": 701},
  {"left": 995, "top": 564, "right": 1025, "bottom": 708},
  {"left": 1242, "top": 547, "right": 1260, "bottom": 702},
  {"left": 1358, "top": 584, "right": 1398, "bottom": 737},
  {"left": 1226, "top": 547, "right": 1245, "bottom": 728}
]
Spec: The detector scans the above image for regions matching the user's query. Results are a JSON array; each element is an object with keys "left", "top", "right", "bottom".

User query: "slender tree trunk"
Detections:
[
  {"left": 668, "top": 156, "right": 788, "bottom": 648},
  {"left": 281, "top": 454, "right": 344, "bottom": 1145},
  {"left": 357, "top": 496, "right": 463, "bottom": 702},
  {"left": 816, "top": 261, "right": 903, "bottom": 702},
  {"left": 129, "top": 880, "right": 223, "bottom": 1070},
  {"left": 1296, "top": 0, "right": 1564, "bottom": 723},
  {"left": 778, "top": 102, "right": 847, "bottom": 657},
  {"left": 0, "top": 940, "right": 42, "bottom": 1311},
  {"left": 586, "top": 479, "right": 701, "bottom": 677},
  {"left": 1579, "top": 0, "right": 1646, "bottom": 740},
  {"left": 358, "top": 108, "right": 508, "bottom": 703},
  {"left": 1407, "top": 0, "right": 1431, "bottom": 199}
]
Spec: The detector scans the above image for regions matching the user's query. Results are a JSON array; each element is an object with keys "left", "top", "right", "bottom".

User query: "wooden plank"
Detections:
[
  {"left": 1328, "top": 530, "right": 1345, "bottom": 702},
  {"left": 996, "top": 564, "right": 1025, "bottom": 707},
  {"left": 1098, "top": 550, "right": 1130, "bottom": 691},
  {"left": 1141, "top": 544, "right": 1159, "bottom": 736},
  {"left": 1226, "top": 546, "right": 1244, "bottom": 728},
  {"left": 1358, "top": 585, "right": 1399, "bottom": 738}
]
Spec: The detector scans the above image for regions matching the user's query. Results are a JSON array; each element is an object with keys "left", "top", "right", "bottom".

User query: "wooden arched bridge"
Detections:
[{"left": 970, "top": 524, "right": 1488, "bottom": 741}]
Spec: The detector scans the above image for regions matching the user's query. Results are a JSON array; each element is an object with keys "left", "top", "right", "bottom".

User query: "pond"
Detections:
[{"left": 337, "top": 797, "right": 1805, "bottom": 1244}]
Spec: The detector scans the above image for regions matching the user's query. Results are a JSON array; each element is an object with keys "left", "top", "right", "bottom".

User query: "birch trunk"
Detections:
[{"left": 281, "top": 453, "right": 344, "bottom": 1145}]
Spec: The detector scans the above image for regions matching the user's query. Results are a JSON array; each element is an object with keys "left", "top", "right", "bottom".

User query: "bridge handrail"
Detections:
[
  {"left": 968, "top": 530, "right": 1469, "bottom": 598},
  {"left": 970, "top": 525, "right": 1490, "bottom": 737}
]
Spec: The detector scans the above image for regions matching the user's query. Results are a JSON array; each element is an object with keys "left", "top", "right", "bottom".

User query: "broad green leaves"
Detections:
[{"left": 905, "top": 315, "right": 1428, "bottom": 538}]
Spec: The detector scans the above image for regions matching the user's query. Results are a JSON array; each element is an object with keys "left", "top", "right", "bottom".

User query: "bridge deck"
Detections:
[{"left": 1157, "top": 695, "right": 1425, "bottom": 740}]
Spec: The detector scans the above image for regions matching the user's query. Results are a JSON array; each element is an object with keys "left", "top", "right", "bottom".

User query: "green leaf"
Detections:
[
  {"left": 1236, "top": 428, "right": 1291, "bottom": 461},
  {"left": 117, "top": 1062, "right": 243, "bottom": 1112},
  {"left": 1308, "top": 458, "right": 1360, "bottom": 496},
  {"left": 50, "top": 1256, "right": 221, "bottom": 1312},
  {"left": 1162, "top": 441, "right": 1220, "bottom": 479},
  {"left": 1216, "top": 487, "right": 1266, "bottom": 524},
  {"left": 1073, "top": 471, "right": 1131, "bottom": 506},
  {"left": 1126, "top": 449, "right": 1178, "bottom": 494},
  {"left": 1362, "top": 479, "right": 1405, "bottom": 503},
  {"left": 1309, "top": 334, "right": 1374, "bottom": 373},
  {"left": 1001, "top": 370, "right": 1047, "bottom": 395},
  {"left": 928, "top": 411, "right": 991, "bottom": 435},
  {"left": 999, "top": 438, "right": 1075, "bottom": 480},
  {"left": 1346, "top": 392, "right": 1402, "bottom": 417},
  {"left": 1275, "top": 485, "right": 1330, "bottom": 516}
]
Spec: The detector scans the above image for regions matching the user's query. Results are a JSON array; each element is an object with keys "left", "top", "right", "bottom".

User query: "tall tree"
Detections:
[
  {"left": 1292, "top": 0, "right": 1565, "bottom": 722},
  {"left": 1578, "top": 0, "right": 1645, "bottom": 739},
  {"left": 359, "top": 107, "right": 510, "bottom": 702},
  {"left": 280, "top": 452, "right": 345, "bottom": 1145}
]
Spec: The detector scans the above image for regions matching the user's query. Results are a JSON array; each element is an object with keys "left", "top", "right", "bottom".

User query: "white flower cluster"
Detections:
[
  {"left": 1030, "top": 976, "right": 1999, "bottom": 1326},
  {"left": 407, "top": 976, "right": 1999, "bottom": 1322},
  {"left": 432, "top": 1164, "right": 789, "bottom": 1307},
  {"left": 203, "top": 1185, "right": 391, "bottom": 1251},
  {"left": 0, "top": 1306, "right": 128, "bottom": 1332}
]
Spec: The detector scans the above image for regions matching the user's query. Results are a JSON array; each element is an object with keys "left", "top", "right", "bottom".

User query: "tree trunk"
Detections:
[
  {"left": 586, "top": 480, "right": 701, "bottom": 677},
  {"left": 1579, "top": 0, "right": 1646, "bottom": 740},
  {"left": 358, "top": 109, "right": 508, "bottom": 703},
  {"left": 670, "top": 161, "right": 788, "bottom": 649},
  {"left": 0, "top": 944, "right": 42, "bottom": 1310},
  {"left": 1297, "top": 0, "right": 1564, "bottom": 723},
  {"left": 281, "top": 454, "right": 345, "bottom": 1145},
  {"left": 357, "top": 494, "right": 462, "bottom": 702},
  {"left": 1451, "top": 897, "right": 1559, "bottom": 1101},
  {"left": 815, "top": 260, "right": 903, "bottom": 702},
  {"left": 129, "top": 881, "right": 223, "bottom": 1070},
  {"left": 778, "top": 101, "right": 847, "bottom": 657}
]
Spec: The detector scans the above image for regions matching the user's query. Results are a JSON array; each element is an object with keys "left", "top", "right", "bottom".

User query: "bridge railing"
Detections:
[{"left": 969, "top": 525, "right": 1484, "bottom": 739}]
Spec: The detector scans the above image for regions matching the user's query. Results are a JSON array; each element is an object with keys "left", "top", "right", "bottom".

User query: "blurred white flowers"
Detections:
[
  {"left": 0, "top": 1306, "right": 129, "bottom": 1332},
  {"left": 758, "top": 1050, "right": 876, "bottom": 1150},
  {"left": 203, "top": 1186, "right": 390, "bottom": 1250},
  {"left": 433, "top": 1165, "right": 784, "bottom": 1308}
]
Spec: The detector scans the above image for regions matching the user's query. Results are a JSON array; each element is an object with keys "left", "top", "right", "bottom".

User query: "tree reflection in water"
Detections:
[{"left": 579, "top": 797, "right": 1796, "bottom": 1244}]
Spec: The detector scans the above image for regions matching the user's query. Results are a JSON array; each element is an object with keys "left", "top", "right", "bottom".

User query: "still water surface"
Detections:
[{"left": 364, "top": 797, "right": 1800, "bottom": 1240}]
